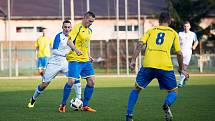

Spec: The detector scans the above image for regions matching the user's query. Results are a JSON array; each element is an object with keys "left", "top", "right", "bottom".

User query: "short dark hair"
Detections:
[
  {"left": 159, "top": 12, "right": 171, "bottom": 24},
  {"left": 183, "top": 20, "right": 190, "bottom": 25},
  {"left": 84, "top": 11, "right": 96, "bottom": 18},
  {"left": 63, "top": 20, "right": 71, "bottom": 25}
]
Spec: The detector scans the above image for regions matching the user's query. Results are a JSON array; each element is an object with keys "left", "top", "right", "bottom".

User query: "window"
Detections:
[
  {"left": 16, "top": 27, "right": 34, "bottom": 33},
  {"left": 37, "top": 27, "right": 45, "bottom": 32},
  {"left": 134, "top": 25, "right": 139, "bottom": 31},
  {"left": 114, "top": 25, "right": 141, "bottom": 31},
  {"left": 127, "top": 25, "right": 132, "bottom": 31}
]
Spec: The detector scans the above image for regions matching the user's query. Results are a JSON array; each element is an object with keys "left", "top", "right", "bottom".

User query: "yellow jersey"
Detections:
[
  {"left": 66, "top": 23, "right": 93, "bottom": 62},
  {"left": 140, "top": 26, "right": 181, "bottom": 70},
  {"left": 35, "top": 36, "right": 53, "bottom": 58}
]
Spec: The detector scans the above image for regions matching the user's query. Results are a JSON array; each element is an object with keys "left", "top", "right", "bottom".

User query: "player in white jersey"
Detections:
[
  {"left": 27, "top": 20, "right": 82, "bottom": 108},
  {"left": 178, "top": 21, "right": 198, "bottom": 87}
]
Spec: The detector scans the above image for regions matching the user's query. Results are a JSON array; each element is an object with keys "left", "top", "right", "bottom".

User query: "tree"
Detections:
[{"left": 166, "top": 0, "right": 215, "bottom": 35}]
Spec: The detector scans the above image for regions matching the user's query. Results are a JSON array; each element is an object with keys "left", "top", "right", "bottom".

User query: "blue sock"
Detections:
[
  {"left": 61, "top": 83, "right": 72, "bottom": 106},
  {"left": 164, "top": 91, "right": 177, "bottom": 106},
  {"left": 127, "top": 89, "right": 139, "bottom": 115},
  {"left": 32, "top": 85, "right": 43, "bottom": 100},
  {"left": 83, "top": 84, "right": 94, "bottom": 106}
]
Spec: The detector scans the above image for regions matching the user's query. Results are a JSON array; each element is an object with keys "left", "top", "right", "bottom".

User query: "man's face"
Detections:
[
  {"left": 62, "top": 23, "right": 71, "bottom": 36},
  {"left": 183, "top": 23, "right": 191, "bottom": 32},
  {"left": 84, "top": 16, "right": 95, "bottom": 27}
]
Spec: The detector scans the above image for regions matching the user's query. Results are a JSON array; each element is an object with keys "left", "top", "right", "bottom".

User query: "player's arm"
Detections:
[
  {"left": 67, "top": 39, "right": 82, "bottom": 56},
  {"left": 130, "top": 42, "right": 144, "bottom": 70},
  {"left": 174, "top": 33, "right": 189, "bottom": 78},
  {"left": 192, "top": 33, "right": 198, "bottom": 50},
  {"left": 130, "top": 30, "right": 150, "bottom": 70},
  {"left": 67, "top": 26, "right": 82, "bottom": 56},
  {"left": 35, "top": 39, "right": 39, "bottom": 60},
  {"left": 88, "top": 47, "right": 94, "bottom": 62}
]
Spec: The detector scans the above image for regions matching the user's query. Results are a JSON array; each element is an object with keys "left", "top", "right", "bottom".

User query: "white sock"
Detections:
[
  {"left": 74, "top": 83, "right": 82, "bottom": 99},
  {"left": 179, "top": 74, "right": 186, "bottom": 85}
]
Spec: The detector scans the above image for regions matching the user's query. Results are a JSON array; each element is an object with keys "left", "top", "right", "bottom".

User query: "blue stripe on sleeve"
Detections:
[{"left": 53, "top": 32, "right": 62, "bottom": 49}]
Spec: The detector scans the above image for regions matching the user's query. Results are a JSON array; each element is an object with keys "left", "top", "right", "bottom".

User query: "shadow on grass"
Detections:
[{"left": 0, "top": 85, "right": 215, "bottom": 121}]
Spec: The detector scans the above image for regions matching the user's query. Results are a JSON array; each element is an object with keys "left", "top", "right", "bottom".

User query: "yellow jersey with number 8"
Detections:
[{"left": 140, "top": 26, "right": 181, "bottom": 70}]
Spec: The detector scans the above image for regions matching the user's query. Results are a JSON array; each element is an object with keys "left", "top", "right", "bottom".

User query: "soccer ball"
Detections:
[{"left": 70, "top": 98, "right": 83, "bottom": 110}]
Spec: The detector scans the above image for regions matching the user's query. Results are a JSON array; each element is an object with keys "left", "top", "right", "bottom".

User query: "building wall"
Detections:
[{"left": 0, "top": 18, "right": 159, "bottom": 42}]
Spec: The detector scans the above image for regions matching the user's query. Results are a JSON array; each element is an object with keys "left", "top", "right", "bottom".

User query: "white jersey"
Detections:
[
  {"left": 48, "top": 32, "right": 70, "bottom": 64},
  {"left": 178, "top": 31, "right": 198, "bottom": 55},
  {"left": 43, "top": 32, "right": 70, "bottom": 83}
]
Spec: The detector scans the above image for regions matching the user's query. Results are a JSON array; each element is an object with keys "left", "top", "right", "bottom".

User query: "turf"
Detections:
[{"left": 0, "top": 76, "right": 215, "bottom": 121}]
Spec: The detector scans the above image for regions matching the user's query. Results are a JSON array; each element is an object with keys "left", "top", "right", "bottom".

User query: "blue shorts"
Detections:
[
  {"left": 136, "top": 67, "right": 177, "bottom": 90},
  {"left": 37, "top": 57, "right": 48, "bottom": 69},
  {"left": 68, "top": 61, "right": 94, "bottom": 79}
]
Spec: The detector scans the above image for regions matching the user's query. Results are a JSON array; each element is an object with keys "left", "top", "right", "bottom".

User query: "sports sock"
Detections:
[
  {"left": 164, "top": 91, "right": 177, "bottom": 106},
  {"left": 61, "top": 83, "right": 72, "bottom": 106},
  {"left": 179, "top": 74, "right": 186, "bottom": 85},
  {"left": 32, "top": 85, "right": 43, "bottom": 100},
  {"left": 83, "top": 84, "right": 94, "bottom": 106},
  {"left": 74, "top": 80, "right": 82, "bottom": 99},
  {"left": 127, "top": 89, "right": 139, "bottom": 115}
]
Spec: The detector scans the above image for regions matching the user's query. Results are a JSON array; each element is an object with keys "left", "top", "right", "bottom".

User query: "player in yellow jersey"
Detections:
[
  {"left": 35, "top": 28, "right": 53, "bottom": 76},
  {"left": 126, "top": 12, "right": 189, "bottom": 121},
  {"left": 58, "top": 11, "right": 96, "bottom": 113}
]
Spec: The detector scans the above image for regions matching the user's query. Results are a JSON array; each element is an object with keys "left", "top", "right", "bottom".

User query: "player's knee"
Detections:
[
  {"left": 86, "top": 78, "right": 95, "bottom": 87},
  {"left": 134, "top": 84, "right": 142, "bottom": 92},
  {"left": 68, "top": 78, "right": 75, "bottom": 86},
  {"left": 41, "top": 82, "right": 49, "bottom": 89},
  {"left": 168, "top": 88, "right": 178, "bottom": 93}
]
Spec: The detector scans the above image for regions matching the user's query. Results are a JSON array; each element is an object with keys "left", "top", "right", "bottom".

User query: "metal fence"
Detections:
[{"left": 0, "top": 40, "right": 215, "bottom": 77}]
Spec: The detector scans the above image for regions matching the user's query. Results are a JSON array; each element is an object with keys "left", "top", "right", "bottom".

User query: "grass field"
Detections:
[{"left": 0, "top": 76, "right": 215, "bottom": 121}]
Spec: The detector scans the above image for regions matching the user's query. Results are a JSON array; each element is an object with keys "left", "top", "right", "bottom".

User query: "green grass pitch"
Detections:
[{"left": 0, "top": 76, "right": 215, "bottom": 121}]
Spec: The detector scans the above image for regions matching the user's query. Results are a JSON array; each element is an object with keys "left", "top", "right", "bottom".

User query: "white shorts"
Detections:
[
  {"left": 42, "top": 57, "right": 68, "bottom": 83},
  {"left": 183, "top": 53, "right": 192, "bottom": 65}
]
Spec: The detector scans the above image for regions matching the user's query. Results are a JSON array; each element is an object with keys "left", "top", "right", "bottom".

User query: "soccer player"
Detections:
[
  {"left": 28, "top": 20, "right": 82, "bottom": 108},
  {"left": 35, "top": 28, "right": 53, "bottom": 76},
  {"left": 58, "top": 11, "right": 96, "bottom": 113},
  {"left": 178, "top": 21, "right": 198, "bottom": 88},
  {"left": 125, "top": 12, "right": 189, "bottom": 121}
]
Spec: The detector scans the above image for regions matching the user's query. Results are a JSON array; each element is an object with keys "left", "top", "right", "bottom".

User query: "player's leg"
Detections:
[
  {"left": 178, "top": 54, "right": 191, "bottom": 87},
  {"left": 28, "top": 63, "right": 60, "bottom": 108},
  {"left": 37, "top": 57, "right": 44, "bottom": 76},
  {"left": 74, "top": 79, "right": 82, "bottom": 99},
  {"left": 81, "top": 61, "right": 96, "bottom": 112},
  {"left": 126, "top": 67, "right": 154, "bottom": 121},
  {"left": 82, "top": 76, "right": 96, "bottom": 112},
  {"left": 59, "top": 61, "right": 79, "bottom": 112},
  {"left": 62, "top": 60, "right": 82, "bottom": 100},
  {"left": 126, "top": 84, "right": 141, "bottom": 121},
  {"left": 157, "top": 69, "right": 177, "bottom": 121}
]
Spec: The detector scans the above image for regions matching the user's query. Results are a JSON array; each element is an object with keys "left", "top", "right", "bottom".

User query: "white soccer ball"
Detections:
[{"left": 70, "top": 98, "right": 83, "bottom": 110}]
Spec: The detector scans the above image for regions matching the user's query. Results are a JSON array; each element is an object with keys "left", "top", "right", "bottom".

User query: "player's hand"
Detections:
[
  {"left": 129, "top": 60, "right": 136, "bottom": 71},
  {"left": 75, "top": 49, "right": 82, "bottom": 56},
  {"left": 89, "top": 56, "right": 95, "bottom": 62},
  {"left": 178, "top": 69, "right": 189, "bottom": 79}
]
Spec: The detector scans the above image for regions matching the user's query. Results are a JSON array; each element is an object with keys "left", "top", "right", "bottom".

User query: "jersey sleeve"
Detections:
[
  {"left": 52, "top": 33, "right": 61, "bottom": 49},
  {"left": 173, "top": 32, "right": 181, "bottom": 52},
  {"left": 193, "top": 32, "right": 198, "bottom": 42},
  {"left": 140, "top": 29, "right": 152, "bottom": 44}
]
